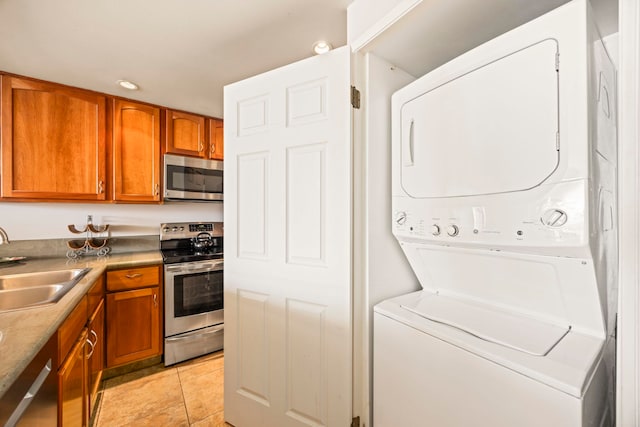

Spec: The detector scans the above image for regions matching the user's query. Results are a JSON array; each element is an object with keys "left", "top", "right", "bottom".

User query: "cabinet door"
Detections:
[
  {"left": 87, "top": 299, "right": 104, "bottom": 416},
  {"left": 0, "top": 76, "right": 107, "bottom": 200},
  {"left": 208, "top": 118, "right": 224, "bottom": 160},
  {"left": 113, "top": 100, "right": 161, "bottom": 202},
  {"left": 58, "top": 329, "right": 88, "bottom": 427},
  {"left": 165, "top": 110, "right": 206, "bottom": 157},
  {"left": 106, "top": 286, "right": 161, "bottom": 367}
]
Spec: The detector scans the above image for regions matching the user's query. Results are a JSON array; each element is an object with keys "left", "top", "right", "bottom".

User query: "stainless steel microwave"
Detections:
[{"left": 164, "top": 154, "right": 223, "bottom": 201}]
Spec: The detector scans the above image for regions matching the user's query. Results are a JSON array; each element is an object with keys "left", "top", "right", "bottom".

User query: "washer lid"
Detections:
[
  {"left": 399, "top": 39, "right": 559, "bottom": 198},
  {"left": 401, "top": 292, "right": 570, "bottom": 356}
]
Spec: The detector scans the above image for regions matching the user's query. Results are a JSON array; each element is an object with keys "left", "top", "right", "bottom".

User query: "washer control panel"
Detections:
[{"left": 391, "top": 179, "right": 587, "bottom": 249}]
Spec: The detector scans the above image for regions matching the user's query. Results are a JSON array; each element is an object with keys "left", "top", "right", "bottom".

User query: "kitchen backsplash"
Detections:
[{"left": 0, "top": 235, "right": 160, "bottom": 260}]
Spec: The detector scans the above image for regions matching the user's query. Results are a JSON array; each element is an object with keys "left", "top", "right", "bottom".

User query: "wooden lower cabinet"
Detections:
[
  {"left": 57, "top": 278, "right": 105, "bottom": 426},
  {"left": 58, "top": 328, "right": 88, "bottom": 427},
  {"left": 87, "top": 299, "right": 105, "bottom": 412},
  {"left": 106, "top": 285, "right": 162, "bottom": 367}
]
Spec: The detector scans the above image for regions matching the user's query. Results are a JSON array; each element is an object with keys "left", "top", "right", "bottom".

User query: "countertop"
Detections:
[{"left": 0, "top": 251, "right": 163, "bottom": 399}]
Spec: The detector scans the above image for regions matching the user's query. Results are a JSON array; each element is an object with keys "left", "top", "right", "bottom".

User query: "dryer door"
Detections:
[{"left": 400, "top": 39, "right": 559, "bottom": 198}]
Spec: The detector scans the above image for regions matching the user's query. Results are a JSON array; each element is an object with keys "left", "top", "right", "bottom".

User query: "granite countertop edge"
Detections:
[{"left": 0, "top": 251, "right": 163, "bottom": 399}]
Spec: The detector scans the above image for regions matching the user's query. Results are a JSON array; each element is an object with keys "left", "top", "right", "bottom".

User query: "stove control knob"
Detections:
[
  {"left": 163, "top": 227, "right": 170, "bottom": 232},
  {"left": 172, "top": 227, "right": 178, "bottom": 232},
  {"left": 447, "top": 225, "right": 459, "bottom": 237},
  {"left": 431, "top": 225, "right": 441, "bottom": 236},
  {"left": 179, "top": 226, "right": 184, "bottom": 231}
]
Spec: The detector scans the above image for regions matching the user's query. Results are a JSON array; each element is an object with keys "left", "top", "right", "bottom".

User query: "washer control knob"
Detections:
[
  {"left": 446, "top": 225, "right": 459, "bottom": 237},
  {"left": 541, "top": 209, "right": 568, "bottom": 227},
  {"left": 431, "top": 225, "right": 441, "bottom": 236},
  {"left": 395, "top": 211, "right": 407, "bottom": 225}
]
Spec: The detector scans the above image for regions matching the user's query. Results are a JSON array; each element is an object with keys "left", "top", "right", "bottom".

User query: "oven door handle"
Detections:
[
  {"left": 166, "top": 262, "right": 223, "bottom": 274},
  {"left": 165, "top": 325, "right": 224, "bottom": 342}
]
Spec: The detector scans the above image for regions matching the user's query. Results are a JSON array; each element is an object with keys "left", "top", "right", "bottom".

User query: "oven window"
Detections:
[
  {"left": 166, "top": 165, "right": 223, "bottom": 194},
  {"left": 174, "top": 270, "right": 223, "bottom": 317}
]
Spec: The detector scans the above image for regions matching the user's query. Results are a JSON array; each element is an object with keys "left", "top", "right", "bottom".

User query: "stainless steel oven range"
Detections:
[{"left": 160, "top": 222, "right": 223, "bottom": 366}]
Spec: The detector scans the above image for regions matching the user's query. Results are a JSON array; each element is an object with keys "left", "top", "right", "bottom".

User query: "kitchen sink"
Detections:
[{"left": 0, "top": 268, "right": 91, "bottom": 312}]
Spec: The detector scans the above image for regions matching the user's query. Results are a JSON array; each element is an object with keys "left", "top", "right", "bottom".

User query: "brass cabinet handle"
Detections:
[
  {"left": 153, "top": 293, "right": 158, "bottom": 308},
  {"left": 210, "top": 143, "right": 215, "bottom": 156},
  {"left": 98, "top": 180, "right": 104, "bottom": 194},
  {"left": 125, "top": 273, "right": 142, "bottom": 279},
  {"left": 154, "top": 184, "right": 160, "bottom": 196},
  {"left": 198, "top": 141, "right": 204, "bottom": 152}
]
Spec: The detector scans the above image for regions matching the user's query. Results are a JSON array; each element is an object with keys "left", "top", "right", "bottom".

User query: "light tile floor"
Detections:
[{"left": 93, "top": 351, "right": 232, "bottom": 426}]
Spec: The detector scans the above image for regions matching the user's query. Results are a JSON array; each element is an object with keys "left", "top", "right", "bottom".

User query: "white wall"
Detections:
[
  {"left": 0, "top": 202, "right": 223, "bottom": 240},
  {"left": 356, "top": 52, "right": 420, "bottom": 427},
  {"left": 603, "top": 33, "right": 619, "bottom": 66}
]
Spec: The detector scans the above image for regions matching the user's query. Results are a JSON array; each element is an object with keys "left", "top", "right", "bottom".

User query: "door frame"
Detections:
[{"left": 617, "top": 0, "right": 640, "bottom": 424}]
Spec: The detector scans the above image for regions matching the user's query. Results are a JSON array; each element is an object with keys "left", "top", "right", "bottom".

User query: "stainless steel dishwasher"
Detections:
[{"left": 0, "top": 334, "right": 58, "bottom": 426}]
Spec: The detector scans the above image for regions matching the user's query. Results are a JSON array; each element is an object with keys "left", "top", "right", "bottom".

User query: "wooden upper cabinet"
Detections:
[
  {"left": 165, "top": 110, "right": 206, "bottom": 158},
  {"left": 208, "top": 118, "right": 224, "bottom": 160},
  {"left": 112, "top": 100, "right": 161, "bottom": 202},
  {"left": 0, "top": 75, "right": 107, "bottom": 200}
]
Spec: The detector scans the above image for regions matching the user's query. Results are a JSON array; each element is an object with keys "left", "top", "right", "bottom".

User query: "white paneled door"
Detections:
[{"left": 223, "top": 46, "right": 353, "bottom": 427}]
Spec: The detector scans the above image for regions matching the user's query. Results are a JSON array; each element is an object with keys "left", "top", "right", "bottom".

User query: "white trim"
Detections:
[
  {"left": 349, "top": 0, "right": 422, "bottom": 53},
  {"left": 617, "top": 0, "right": 640, "bottom": 424}
]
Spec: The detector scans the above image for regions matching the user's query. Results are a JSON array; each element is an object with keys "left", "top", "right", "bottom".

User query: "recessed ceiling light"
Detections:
[
  {"left": 117, "top": 80, "right": 139, "bottom": 90},
  {"left": 312, "top": 41, "right": 332, "bottom": 55}
]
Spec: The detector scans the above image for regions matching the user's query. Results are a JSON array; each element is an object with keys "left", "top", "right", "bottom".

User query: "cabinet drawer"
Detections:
[
  {"left": 58, "top": 297, "right": 87, "bottom": 367},
  {"left": 106, "top": 265, "right": 160, "bottom": 292}
]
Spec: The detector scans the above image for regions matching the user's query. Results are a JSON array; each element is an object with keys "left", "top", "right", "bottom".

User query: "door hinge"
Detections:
[
  {"left": 555, "top": 52, "right": 560, "bottom": 71},
  {"left": 351, "top": 86, "right": 361, "bottom": 109},
  {"left": 351, "top": 416, "right": 360, "bottom": 427}
]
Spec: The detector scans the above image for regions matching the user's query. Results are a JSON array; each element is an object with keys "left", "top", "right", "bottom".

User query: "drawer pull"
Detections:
[{"left": 125, "top": 273, "right": 143, "bottom": 279}]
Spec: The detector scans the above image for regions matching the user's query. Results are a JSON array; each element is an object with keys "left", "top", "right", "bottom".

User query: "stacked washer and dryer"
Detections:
[{"left": 374, "top": 1, "right": 617, "bottom": 426}]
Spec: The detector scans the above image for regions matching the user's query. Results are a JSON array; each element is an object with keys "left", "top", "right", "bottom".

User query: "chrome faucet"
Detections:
[{"left": 0, "top": 227, "right": 9, "bottom": 244}]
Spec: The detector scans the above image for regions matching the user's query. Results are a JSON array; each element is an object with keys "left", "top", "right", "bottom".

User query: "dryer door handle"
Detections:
[{"left": 403, "top": 118, "right": 415, "bottom": 167}]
